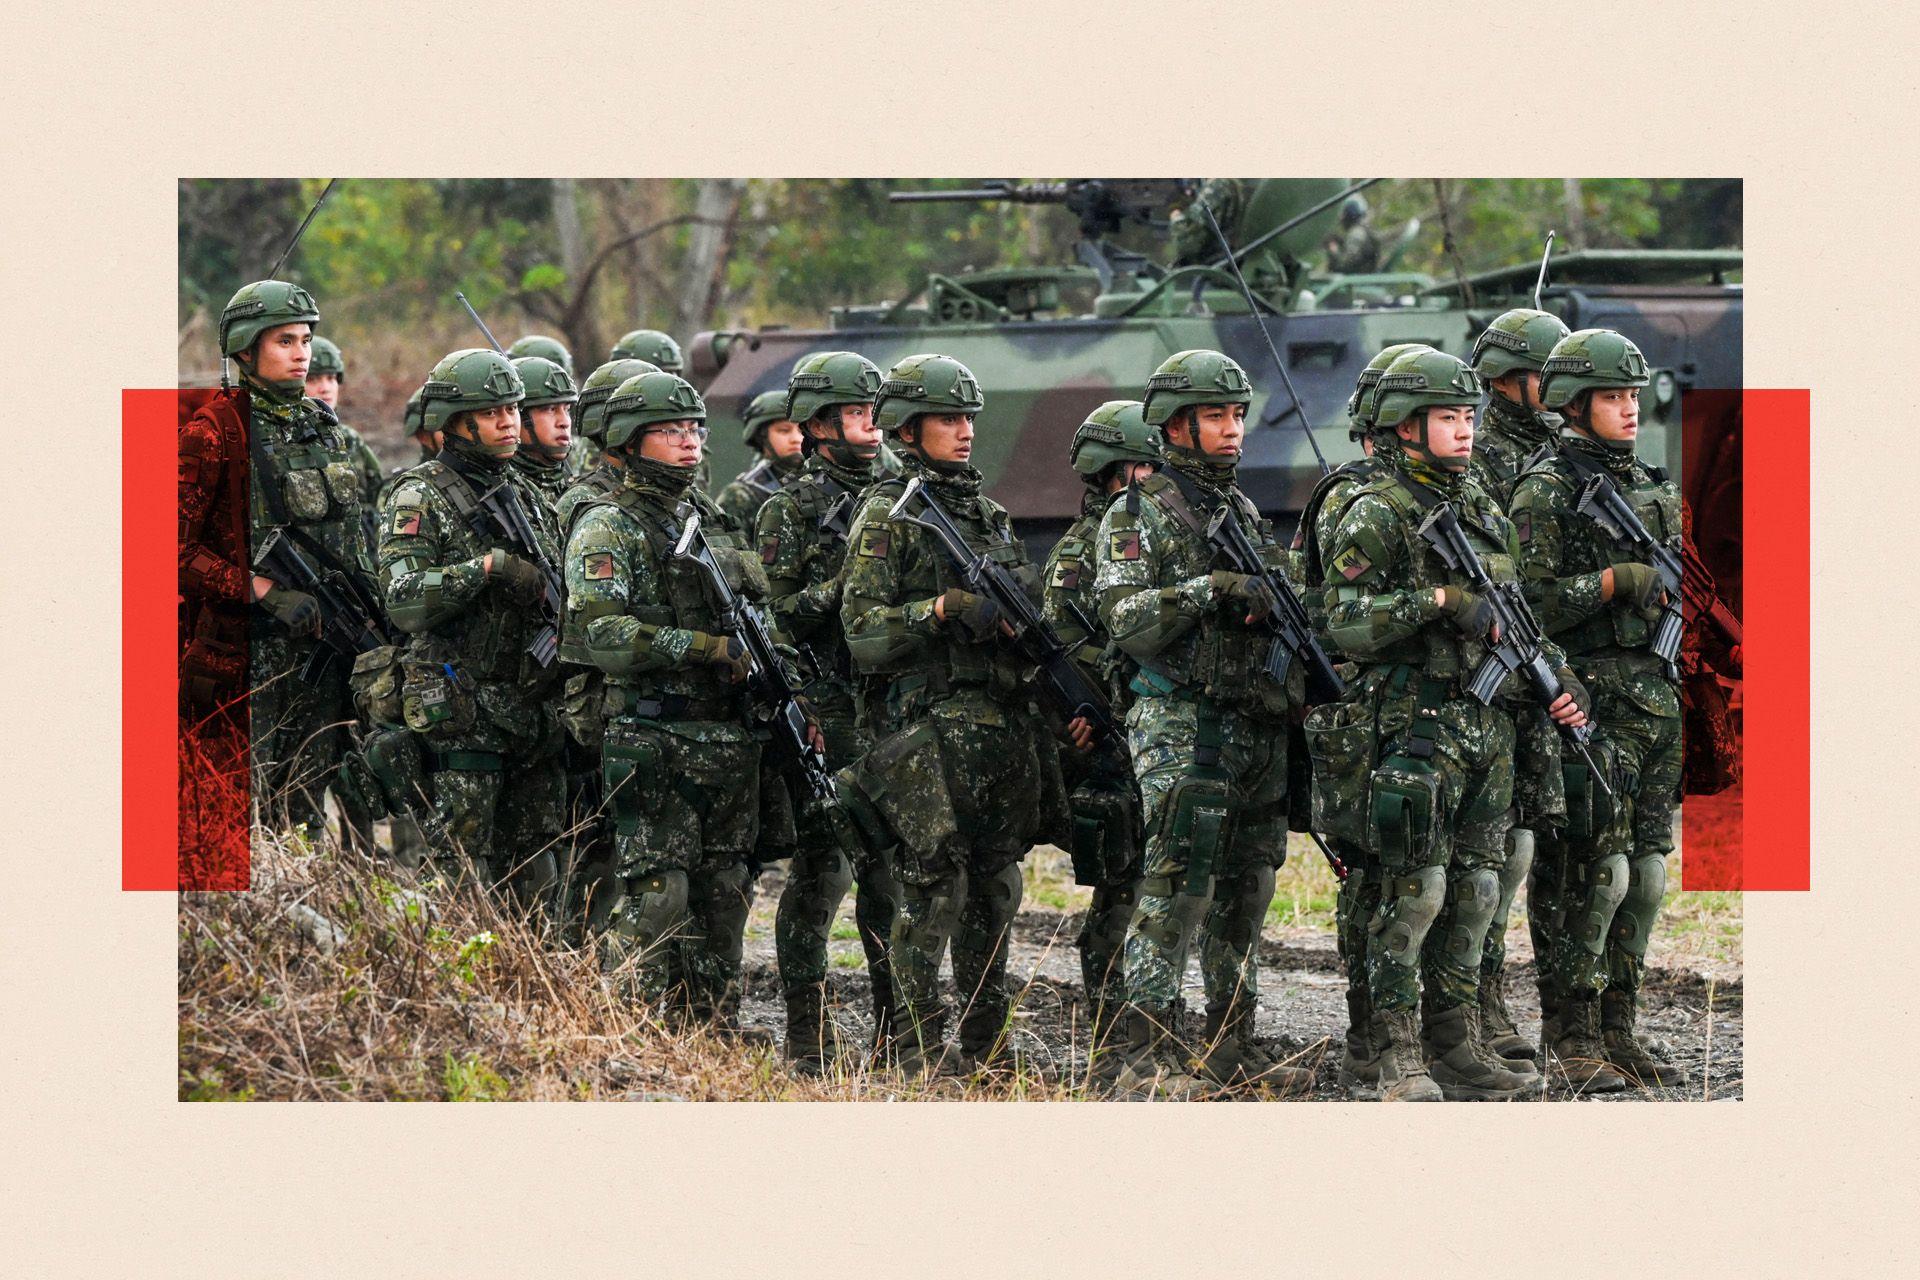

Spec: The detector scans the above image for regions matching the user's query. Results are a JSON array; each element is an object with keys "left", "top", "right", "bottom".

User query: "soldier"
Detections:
[
  {"left": 1169, "top": 179, "right": 1297, "bottom": 295},
  {"left": 1324, "top": 194, "right": 1382, "bottom": 274},
  {"left": 755, "top": 351, "right": 901, "bottom": 1072},
  {"left": 1040, "top": 400, "right": 1159, "bottom": 1068},
  {"left": 840, "top": 354, "right": 1060, "bottom": 1077},
  {"left": 1468, "top": 308, "right": 1575, "bottom": 1068},
  {"left": 1092, "top": 349, "right": 1313, "bottom": 1099},
  {"left": 716, "top": 390, "right": 804, "bottom": 530},
  {"left": 565, "top": 358, "right": 661, "bottom": 481},
  {"left": 1292, "top": 341, "right": 1431, "bottom": 1094},
  {"left": 610, "top": 328, "right": 684, "bottom": 372},
  {"left": 1314, "top": 347, "right": 1586, "bottom": 1101},
  {"left": 304, "top": 335, "right": 386, "bottom": 503},
  {"left": 562, "top": 371, "right": 771, "bottom": 1037},
  {"left": 377, "top": 349, "right": 565, "bottom": 908},
  {"left": 509, "top": 356, "right": 579, "bottom": 511},
  {"left": 180, "top": 279, "right": 372, "bottom": 835},
  {"left": 509, "top": 333, "right": 574, "bottom": 376},
  {"left": 1512, "top": 328, "right": 1689, "bottom": 1089}
]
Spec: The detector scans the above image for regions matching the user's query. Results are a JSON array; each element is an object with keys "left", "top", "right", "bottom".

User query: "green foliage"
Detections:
[
  {"left": 181, "top": 1069, "right": 256, "bottom": 1102},
  {"left": 441, "top": 1052, "right": 510, "bottom": 1102}
]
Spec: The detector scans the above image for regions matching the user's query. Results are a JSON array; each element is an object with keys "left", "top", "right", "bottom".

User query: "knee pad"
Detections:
[
  {"left": 618, "top": 868, "right": 690, "bottom": 948},
  {"left": 515, "top": 849, "right": 560, "bottom": 898},
  {"left": 1159, "top": 774, "right": 1233, "bottom": 896},
  {"left": 1217, "top": 864, "right": 1276, "bottom": 951},
  {"left": 1442, "top": 867, "right": 1501, "bottom": 968},
  {"left": 1571, "top": 852, "right": 1630, "bottom": 956},
  {"left": 1503, "top": 828, "right": 1536, "bottom": 897},
  {"left": 1374, "top": 865, "right": 1447, "bottom": 968},
  {"left": 898, "top": 870, "right": 965, "bottom": 953},
  {"left": 1610, "top": 853, "right": 1668, "bottom": 958}
]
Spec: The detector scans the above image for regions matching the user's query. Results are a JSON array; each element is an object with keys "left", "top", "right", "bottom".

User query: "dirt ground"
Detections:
[{"left": 732, "top": 848, "right": 1744, "bottom": 1103}]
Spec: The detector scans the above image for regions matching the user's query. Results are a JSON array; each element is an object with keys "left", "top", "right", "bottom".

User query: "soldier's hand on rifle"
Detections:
[
  {"left": 1065, "top": 715, "right": 1095, "bottom": 753},
  {"left": 1209, "top": 570, "right": 1277, "bottom": 623},
  {"left": 1437, "top": 586, "right": 1500, "bottom": 643},
  {"left": 262, "top": 584, "right": 322, "bottom": 638},
  {"left": 486, "top": 547, "right": 546, "bottom": 606},
  {"left": 1606, "top": 561, "right": 1667, "bottom": 612},
  {"left": 690, "top": 632, "right": 752, "bottom": 683},
  {"left": 934, "top": 588, "right": 1007, "bottom": 642}
]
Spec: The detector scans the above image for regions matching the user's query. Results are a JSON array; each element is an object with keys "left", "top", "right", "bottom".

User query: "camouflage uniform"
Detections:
[
  {"left": 1169, "top": 179, "right": 1295, "bottom": 295},
  {"left": 1093, "top": 350, "right": 1308, "bottom": 1096},
  {"left": 716, "top": 389, "right": 803, "bottom": 531},
  {"left": 563, "top": 371, "right": 766, "bottom": 1023},
  {"left": 841, "top": 355, "right": 1051, "bottom": 1072},
  {"left": 379, "top": 350, "right": 565, "bottom": 903},
  {"left": 1513, "top": 328, "right": 1688, "bottom": 1087}
]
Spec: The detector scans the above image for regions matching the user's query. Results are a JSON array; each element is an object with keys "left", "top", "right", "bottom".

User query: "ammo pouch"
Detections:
[
  {"left": 600, "top": 723, "right": 669, "bottom": 834},
  {"left": 1304, "top": 698, "right": 1378, "bottom": 847},
  {"left": 1370, "top": 755, "right": 1443, "bottom": 871},
  {"left": 349, "top": 644, "right": 405, "bottom": 726},
  {"left": 401, "top": 653, "right": 477, "bottom": 736},
  {"left": 846, "top": 719, "right": 956, "bottom": 880},
  {"left": 559, "top": 669, "right": 608, "bottom": 750},
  {"left": 1561, "top": 744, "right": 1620, "bottom": 842},
  {"left": 1066, "top": 773, "right": 1141, "bottom": 888},
  {"left": 180, "top": 609, "right": 246, "bottom": 711}
]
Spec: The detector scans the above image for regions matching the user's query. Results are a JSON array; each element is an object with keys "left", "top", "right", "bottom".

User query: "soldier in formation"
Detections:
[{"left": 716, "top": 390, "right": 805, "bottom": 530}]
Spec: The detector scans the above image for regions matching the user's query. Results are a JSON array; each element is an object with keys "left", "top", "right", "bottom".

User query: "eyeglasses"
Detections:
[{"left": 644, "top": 425, "right": 710, "bottom": 442}]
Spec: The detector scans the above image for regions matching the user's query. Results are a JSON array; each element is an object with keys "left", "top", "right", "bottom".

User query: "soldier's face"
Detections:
[
  {"left": 1404, "top": 404, "right": 1475, "bottom": 465},
  {"left": 528, "top": 403, "right": 573, "bottom": 451},
  {"left": 1586, "top": 387, "right": 1640, "bottom": 444},
  {"left": 765, "top": 420, "right": 804, "bottom": 459},
  {"left": 1172, "top": 403, "right": 1247, "bottom": 458},
  {"left": 304, "top": 371, "right": 340, "bottom": 407},
  {"left": 465, "top": 403, "right": 522, "bottom": 453},
  {"left": 1494, "top": 370, "right": 1545, "bottom": 411},
  {"left": 246, "top": 323, "right": 312, "bottom": 383},
  {"left": 913, "top": 413, "right": 975, "bottom": 463},
  {"left": 640, "top": 419, "right": 705, "bottom": 466}
]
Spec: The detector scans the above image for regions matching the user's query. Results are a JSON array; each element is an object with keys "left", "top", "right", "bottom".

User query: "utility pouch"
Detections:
[
  {"left": 401, "top": 656, "right": 477, "bottom": 735},
  {"left": 1562, "top": 744, "right": 1619, "bottom": 842},
  {"left": 349, "top": 644, "right": 404, "bottom": 726},
  {"left": 1066, "top": 777, "right": 1141, "bottom": 887},
  {"left": 1370, "top": 754, "right": 1442, "bottom": 870},
  {"left": 1304, "top": 699, "right": 1377, "bottom": 846},
  {"left": 601, "top": 725, "right": 669, "bottom": 830},
  {"left": 559, "top": 669, "right": 608, "bottom": 750}
]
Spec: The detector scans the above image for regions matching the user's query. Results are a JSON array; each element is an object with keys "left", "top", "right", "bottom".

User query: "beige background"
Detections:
[{"left": 2, "top": 0, "right": 1913, "bottom": 1274}]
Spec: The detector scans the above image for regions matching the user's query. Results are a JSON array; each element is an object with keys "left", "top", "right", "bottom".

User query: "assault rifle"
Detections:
[
  {"left": 1203, "top": 503, "right": 1347, "bottom": 706},
  {"left": 1416, "top": 504, "right": 1613, "bottom": 799},
  {"left": 888, "top": 476, "right": 1119, "bottom": 744},
  {"left": 254, "top": 527, "right": 389, "bottom": 680},
  {"left": 671, "top": 511, "right": 837, "bottom": 808},
  {"left": 1680, "top": 536, "right": 1743, "bottom": 653},
  {"left": 1570, "top": 474, "right": 1686, "bottom": 678},
  {"left": 464, "top": 478, "right": 562, "bottom": 667}
]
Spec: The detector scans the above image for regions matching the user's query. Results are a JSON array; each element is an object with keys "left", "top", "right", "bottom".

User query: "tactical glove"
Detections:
[
  {"left": 1439, "top": 586, "right": 1497, "bottom": 640},
  {"left": 1557, "top": 666, "right": 1592, "bottom": 716},
  {"left": 1609, "top": 561, "right": 1666, "bottom": 612},
  {"left": 263, "top": 584, "right": 322, "bottom": 637},
  {"left": 938, "top": 588, "right": 1004, "bottom": 642},
  {"left": 1209, "top": 570, "right": 1277, "bottom": 622},
  {"left": 489, "top": 548, "right": 546, "bottom": 607},
  {"left": 689, "top": 631, "right": 752, "bottom": 683}
]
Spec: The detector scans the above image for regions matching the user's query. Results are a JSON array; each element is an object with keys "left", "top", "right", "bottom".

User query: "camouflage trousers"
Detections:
[
  {"left": 1547, "top": 667, "right": 1681, "bottom": 1000},
  {"left": 249, "top": 629, "right": 352, "bottom": 838},
  {"left": 1482, "top": 703, "right": 1563, "bottom": 990},
  {"left": 421, "top": 748, "right": 566, "bottom": 903},
  {"left": 1059, "top": 739, "right": 1144, "bottom": 1017},
  {"left": 774, "top": 688, "right": 898, "bottom": 1002},
  {"left": 597, "top": 715, "right": 760, "bottom": 1013},
  {"left": 1363, "top": 692, "right": 1514, "bottom": 1015},
  {"left": 1121, "top": 696, "right": 1289, "bottom": 1014},
  {"left": 859, "top": 695, "right": 1046, "bottom": 1051},
  {"left": 1334, "top": 840, "right": 1381, "bottom": 1015}
]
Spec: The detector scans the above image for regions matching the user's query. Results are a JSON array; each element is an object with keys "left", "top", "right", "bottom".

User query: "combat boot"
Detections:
[
  {"left": 867, "top": 971, "right": 897, "bottom": 1066},
  {"left": 1423, "top": 1002, "right": 1540, "bottom": 1101},
  {"left": 1537, "top": 979, "right": 1562, "bottom": 1060},
  {"left": 1337, "top": 986, "right": 1382, "bottom": 1095},
  {"left": 1085, "top": 996, "right": 1130, "bottom": 1086},
  {"left": 1479, "top": 969, "right": 1538, "bottom": 1064},
  {"left": 1372, "top": 1008, "right": 1444, "bottom": 1102},
  {"left": 1111, "top": 1006, "right": 1206, "bottom": 1100},
  {"left": 891, "top": 1004, "right": 953, "bottom": 1081},
  {"left": 1195, "top": 1000, "right": 1314, "bottom": 1095},
  {"left": 782, "top": 984, "right": 838, "bottom": 1076},
  {"left": 1601, "top": 989, "right": 1690, "bottom": 1088},
  {"left": 1548, "top": 994, "right": 1630, "bottom": 1094}
]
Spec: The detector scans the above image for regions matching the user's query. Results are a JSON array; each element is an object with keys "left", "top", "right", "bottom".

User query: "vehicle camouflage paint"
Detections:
[{"left": 694, "top": 180, "right": 1741, "bottom": 541}]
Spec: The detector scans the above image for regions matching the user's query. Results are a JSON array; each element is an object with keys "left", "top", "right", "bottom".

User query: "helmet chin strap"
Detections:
[{"left": 1402, "top": 408, "right": 1468, "bottom": 473}]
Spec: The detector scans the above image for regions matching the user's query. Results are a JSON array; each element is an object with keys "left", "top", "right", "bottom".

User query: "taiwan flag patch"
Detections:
[
  {"left": 583, "top": 551, "right": 615, "bottom": 580},
  {"left": 1108, "top": 530, "right": 1141, "bottom": 561}
]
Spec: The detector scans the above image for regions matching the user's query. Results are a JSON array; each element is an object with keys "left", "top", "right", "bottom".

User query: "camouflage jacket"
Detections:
[
  {"left": 1470, "top": 393, "right": 1560, "bottom": 505},
  {"left": 1511, "top": 435, "right": 1682, "bottom": 696},
  {"left": 754, "top": 448, "right": 876, "bottom": 689},
  {"left": 1042, "top": 490, "right": 1128, "bottom": 703},
  {"left": 562, "top": 461, "right": 766, "bottom": 714},
  {"left": 1093, "top": 453, "right": 1298, "bottom": 718},
  {"left": 1288, "top": 453, "right": 1393, "bottom": 647},
  {"left": 1318, "top": 449, "right": 1526, "bottom": 689},
  {"left": 715, "top": 455, "right": 800, "bottom": 532},
  {"left": 336, "top": 420, "right": 386, "bottom": 503},
  {"left": 1326, "top": 221, "right": 1381, "bottom": 274},
  {"left": 841, "top": 453, "right": 1042, "bottom": 729},
  {"left": 379, "top": 448, "right": 562, "bottom": 694},
  {"left": 565, "top": 436, "right": 603, "bottom": 481}
]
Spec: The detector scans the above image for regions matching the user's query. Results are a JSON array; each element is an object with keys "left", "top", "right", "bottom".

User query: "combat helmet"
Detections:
[
  {"left": 601, "top": 371, "right": 706, "bottom": 450},
  {"left": 508, "top": 334, "right": 574, "bottom": 374},
  {"left": 874, "top": 354, "right": 985, "bottom": 434},
  {"left": 1070, "top": 400, "right": 1159, "bottom": 478},
  {"left": 513, "top": 356, "right": 579, "bottom": 409},
  {"left": 576, "top": 358, "right": 662, "bottom": 445},
  {"left": 1142, "top": 349, "right": 1252, "bottom": 428},
  {"left": 309, "top": 335, "right": 346, "bottom": 379},
  {"left": 402, "top": 385, "right": 427, "bottom": 437},
  {"left": 1471, "top": 308, "right": 1572, "bottom": 381},
  {"left": 219, "top": 279, "right": 319, "bottom": 358},
  {"left": 1537, "top": 328, "right": 1650, "bottom": 410},
  {"left": 1340, "top": 194, "right": 1369, "bottom": 225},
  {"left": 1346, "top": 342, "right": 1435, "bottom": 439},
  {"left": 419, "top": 348, "right": 526, "bottom": 435},
  {"left": 740, "top": 389, "right": 791, "bottom": 447},
  {"left": 1372, "top": 349, "right": 1483, "bottom": 427},
  {"left": 786, "top": 350, "right": 883, "bottom": 423},
  {"left": 610, "top": 328, "right": 685, "bottom": 372}
]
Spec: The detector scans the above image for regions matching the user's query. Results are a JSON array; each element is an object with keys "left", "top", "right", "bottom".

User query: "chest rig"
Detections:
[
  {"left": 248, "top": 394, "right": 370, "bottom": 572},
  {"left": 1528, "top": 446, "right": 1681, "bottom": 658}
]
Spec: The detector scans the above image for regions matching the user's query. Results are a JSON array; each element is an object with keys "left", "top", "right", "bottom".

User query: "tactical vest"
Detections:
[
  {"left": 1046, "top": 503, "right": 1135, "bottom": 708},
  {"left": 247, "top": 393, "right": 371, "bottom": 574},
  {"left": 1128, "top": 468, "right": 1292, "bottom": 711},
  {"left": 777, "top": 458, "right": 870, "bottom": 679},
  {"left": 1334, "top": 467, "right": 1521, "bottom": 682},
  {"left": 1472, "top": 395, "right": 1560, "bottom": 504},
  {"left": 563, "top": 474, "right": 747, "bottom": 707},
  {"left": 1293, "top": 456, "right": 1391, "bottom": 660},
  {"left": 1524, "top": 445, "right": 1681, "bottom": 660}
]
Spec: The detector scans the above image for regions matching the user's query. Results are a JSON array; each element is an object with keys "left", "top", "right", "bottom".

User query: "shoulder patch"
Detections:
[
  {"left": 1330, "top": 544, "right": 1373, "bottom": 581},
  {"left": 856, "top": 525, "right": 891, "bottom": 559},
  {"left": 391, "top": 508, "right": 423, "bottom": 536},
  {"left": 1050, "top": 562, "right": 1081, "bottom": 589},
  {"left": 1515, "top": 512, "right": 1533, "bottom": 543},
  {"left": 582, "top": 551, "right": 615, "bottom": 580},
  {"left": 760, "top": 536, "right": 780, "bottom": 565},
  {"left": 1109, "top": 530, "right": 1142, "bottom": 561}
]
